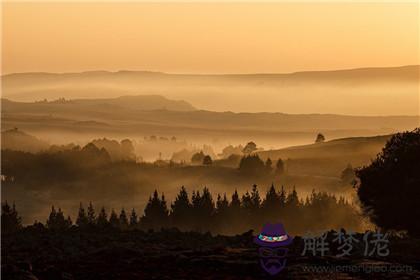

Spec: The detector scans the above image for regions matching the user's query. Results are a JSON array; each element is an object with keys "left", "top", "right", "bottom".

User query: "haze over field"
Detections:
[{"left": 1, "top": 1, "right": 419, "bottom": 237}]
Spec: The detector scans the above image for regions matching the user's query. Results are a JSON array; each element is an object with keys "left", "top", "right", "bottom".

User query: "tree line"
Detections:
[{"left": 2, "top": 184, "right": 361, "bottom": 235}]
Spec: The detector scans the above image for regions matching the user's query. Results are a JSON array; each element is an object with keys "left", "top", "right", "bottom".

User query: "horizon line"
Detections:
[{"left": 2, "top": 64, "right": 419, "bottom": 77}]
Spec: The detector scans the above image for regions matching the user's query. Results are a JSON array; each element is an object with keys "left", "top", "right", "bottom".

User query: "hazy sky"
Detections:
[{"left": 2, "top": 2, "right": 419, "bottom": 74}]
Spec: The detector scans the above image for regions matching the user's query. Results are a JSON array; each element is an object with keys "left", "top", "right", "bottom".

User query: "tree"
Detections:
[
  {"left": 216, "top": 193, "right": 229, "bottom": 214},
  {"left": 141, "top": 190, "right": 169, "bottom": 230},
  {"left": 250, "top": 184, "right": 261, "bottom": 210},
  {"left": 239, "top": 154, "right": 266, "bottom": 176},
  {"left": 202, "top": 155, "right": 213, "bottom": 165},
  {"left": 2, "top": 201, "right": 22, "bottom": 233},
  {"left": 191, "top": 151, "right": 205, "bottom": 164},
  {"left": 129, "top": 208, "right": 138, "bottom": 228},
  {"left": 242, "top": 141, "right": 257, "bottom": 155},
  {"left": 119, "top": 208, "right": 129, "bottom": 229},
  {"left": 265, "top": 158, "right": 273, "bottom": 173},
  {"left": 87, "top": 202, "right": 96, "bottom": 226},
  {"left": 356, "top": 128, "right": 420, "bottom": 236},
  {"left": 170, "top": 186, "right": 192, "bottom": 230},
  {"left": 109, "top": 209, "right": 120, "bottom": 228},
  {"left": 275, "top": 158, "right": 285, "bottom": 176},
  {"left": 261, "top": 184, "right": 284, "bottom": 222},
  {"left": 315, "top": 133, "right": 325, "bottom": 143},
  {"left": 97, "top": 207, "right": 109, "bottom": 227},
  {"left": 191, "top": 188, "right": 215, "bottom": 231},
  {"left": 76, "top": 203, "right": 88, "bottom": 228},
  {"left": 47, "top": 206, "right": 71, "bottom": 231}
]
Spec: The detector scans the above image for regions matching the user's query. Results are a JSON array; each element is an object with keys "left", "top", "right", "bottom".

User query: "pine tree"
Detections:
[
  {"left": 76, "top": 203, "right": 88, "bottom": 228},
  {"left": 141, "top": 190, "right": 169, "bottom": 230},
  {"left": 109, "top": 209, "right": 119, "bottom": 228},
  {"left": 46, "top": 206, "right": 57, "bottom": 229},
  {"left": 129, "top": 208, "right": 138, "bottom": 228},
  {"left": 97, "top": 207, "right": 109, "bottom": 227},
  {"left": 119, "top": 208, "right": 129, "bottom": 229},
  {"left": 265, "top": 158, "right": 273, "bottom": 173},
  {"left": 87, "top": 202, "right": 96, "bottom": 226},
  {"left": 66, "top": 216, "right": 73, "bottom": 228},
  {"left": 250, "top": 184, "right": 261, "bottom": 210},
  {"left": 170, "top": 186, "right": 191, "bottom": 230},
  {"left": 276, "top": 158, "right": 285, "bottom": 176},
  {"left": 46, "top": 206, "right": 70, "bottom": 231},
  {"left": 216, "top": 193, "right": 229, "bottom": 214}
]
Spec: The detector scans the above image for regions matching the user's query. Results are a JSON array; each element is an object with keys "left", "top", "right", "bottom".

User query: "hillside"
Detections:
[
  {"left": 2, "top": 98, "right": 418, "bottom": 148},
  {"left": 258, "top": 135, "right": 392, "bottom": 177},
  {"left": 1, "top": 127, "right": 49, "bottom": 153},
  {"left": 2, "top": 65, "right": 419, "bottom": 115}
]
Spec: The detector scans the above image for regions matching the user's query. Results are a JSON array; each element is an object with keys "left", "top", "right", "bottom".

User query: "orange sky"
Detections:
[{"left": 2, "top": 2, "right": 419, "bottom": 74}]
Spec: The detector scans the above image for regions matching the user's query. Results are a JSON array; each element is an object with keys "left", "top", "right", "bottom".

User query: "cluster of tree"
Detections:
[
  {"left": 2, "top": 184, "right": 361, "bottom": 235},
  {"left": 239, "top": 155, "right": 285, "bottom": 177},
  {"left": 145, "top": 135, "right": 177, "bottom": 142},
  {"left": 91, "top": 138, "right": 136, "bottom": 161},
  {"left": 356, "top": 128, "right": 420, "bottom": 237},
  {"left": 1, "top": 201, "right": 22, "bottom": 233},
  {"left": 1, "top": 144, "right": 112, "bottom": 185},
  {"left": 191, "top": 151, "right": 213, "bottom": 165}
]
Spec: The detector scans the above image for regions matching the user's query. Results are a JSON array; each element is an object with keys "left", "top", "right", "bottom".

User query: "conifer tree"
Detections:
[
  {"left": 97, "top": 207, "right": 109, "bottom": 227},
  {"left": 109, "top": 209, "right": 120, "bottom": 228},
  {"left": 76, "top": 203, "right": 89, "bottom": 228},
  {"left": 170, "top": 186, "right": 191, "bottom": 230},
  {"left": 119, "top": 208, "right": 129, "bottom": 229},
  {"left": 129, "top": 208, "right": 138, "bottom": 228},
  {"left": 141, "top": 190, "right": 169, "bottom": 230},
  {"left": 87, "top": 202, "right": 96, "bottom": 226}
]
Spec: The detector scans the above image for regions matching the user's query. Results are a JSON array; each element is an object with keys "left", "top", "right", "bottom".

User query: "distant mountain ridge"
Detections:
[
  {"left": 3, "top": 65, "right": 418, "bottom": 81},
  {"left": 2, "top": 95, "right": 196, "bottom": 112},
  {"left": 2, "top": 65, "right": 418, "bottom": 115}
]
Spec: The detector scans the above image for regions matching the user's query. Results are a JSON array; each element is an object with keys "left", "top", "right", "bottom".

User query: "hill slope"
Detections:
[{"left": 258, "top": 135, "right": 392, "bottom": 177}]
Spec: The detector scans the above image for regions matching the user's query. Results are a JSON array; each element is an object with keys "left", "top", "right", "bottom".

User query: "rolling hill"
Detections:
[
  {"left": 2, "top": 65, "right": 419, "bottom": 115},
  {"left": 258, "top": 135, "right": 392, "bottom": 177}
]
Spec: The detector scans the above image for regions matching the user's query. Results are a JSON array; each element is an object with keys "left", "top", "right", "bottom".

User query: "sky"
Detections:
[{"left": 2, "top": 2, "right": 419, "bottom": 74}]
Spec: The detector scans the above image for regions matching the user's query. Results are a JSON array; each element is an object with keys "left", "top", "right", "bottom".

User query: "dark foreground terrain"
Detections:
[{"left": 2, "top": 228, "right": 420, "bottom": 280}]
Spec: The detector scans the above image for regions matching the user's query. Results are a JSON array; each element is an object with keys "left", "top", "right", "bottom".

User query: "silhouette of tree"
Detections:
[
  {"left": 275, "top": 158, "right": 285, "bottom": 176},
  {"left": 356, "top": 128, "right": 420, "bottom": 236},
  {"left": 191, "top": 188, "right": 215, "bottom": 231},
  {"left": 216, "top": 193, "right": 229, "bottom": 214},
  {"left": 315, "top": 133, "right": 325, "bottom": 143},
  {"left": 119, "top": 208, "right": 129, "bottom": 229},
  {"left": 96, "top": 207, "right": 109, "bottom": 227},
  {"left": 129, "top": 208, "right": 138, "bottom": 228},
  {"left": 261, "top": 184, "right": 285, "bottom": 223},
  {"left": 170, "top": 186, "right": 192, "bottom": 230},
  {"left": 265, "top": 158, "right": 273, "bottom": 173},
  {"left": 239, "top": 154, "right": 266, "bottom": 176},
  {"left": 191, "top": 151, "right": 205, "bottom": 164},
  {"left": 141, "top": 190, "right": 169, "bottom": 230},
  {"left": 241, "top": 191, "right": 252, "bottom": 212},
  {"left": 242, "top": 141, "right": 257, "bottom": 155},
  {"left": 1, "top": 201, "right": 22, "bottom": 233},
  {"left": 202, "top": 155, "right": 213, "bottom": 165},
  {"left": 109, "top": 209, "right": 120, "bottom": 228},
  {"left": 87, "top": 202, "right": 96, "bottom": 226},
  {"left": 46, "top": 206, "right": 71, "bottom": 231},
  {"left": 224, "top": 190, "right": 242, "bottom": 233},
  {"left": 76, "top": 203, "right": 88, "bottom": 228}
]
